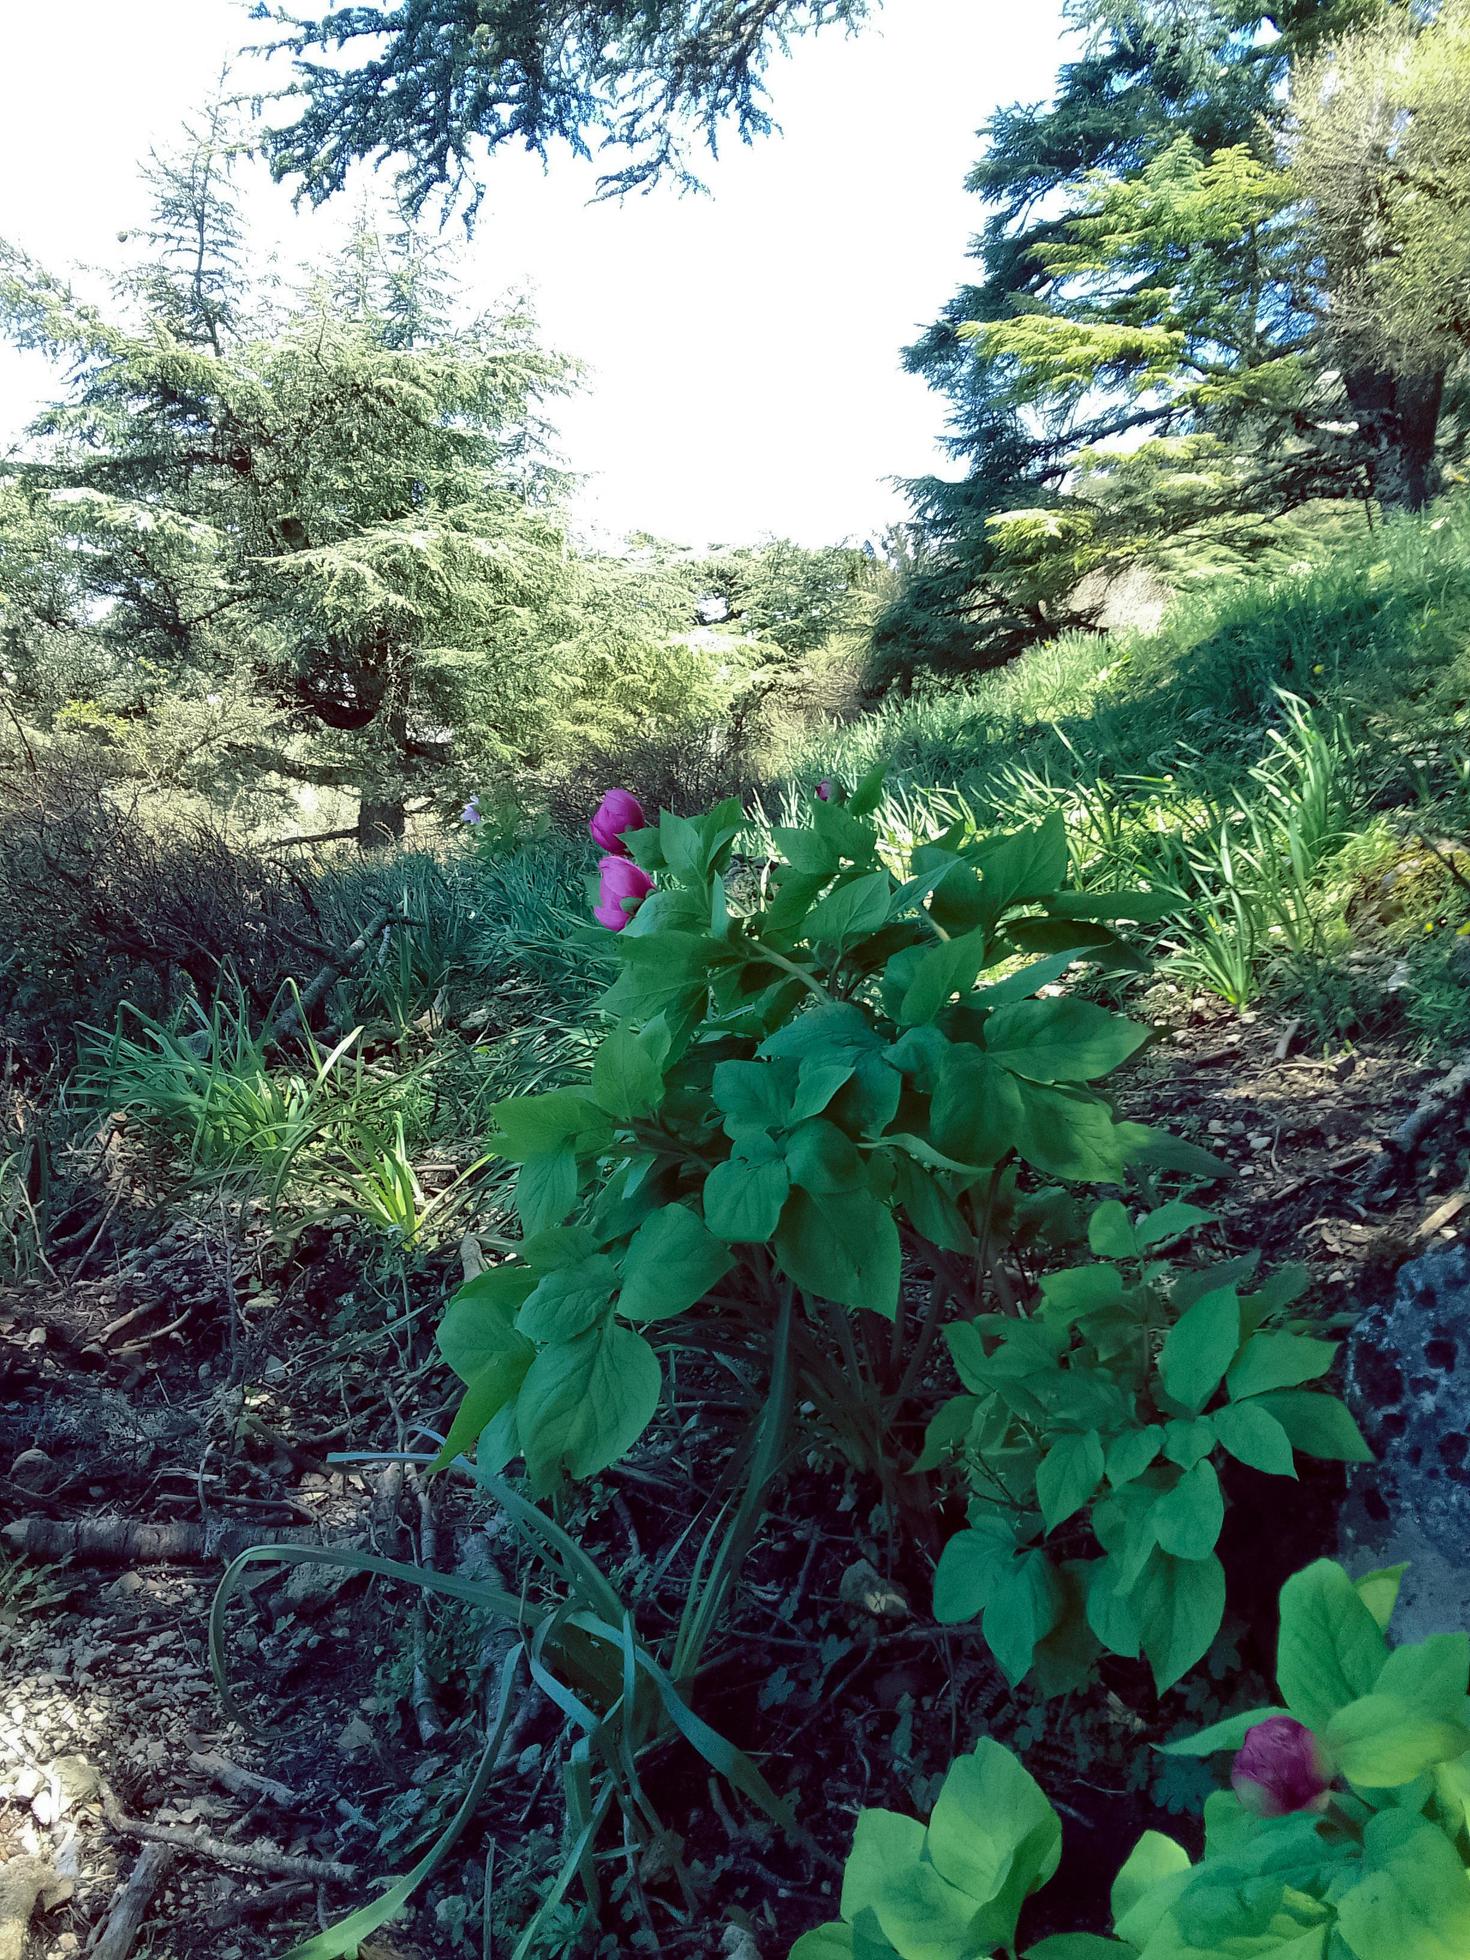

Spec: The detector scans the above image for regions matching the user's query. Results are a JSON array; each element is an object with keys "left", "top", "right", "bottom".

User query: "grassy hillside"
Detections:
[{"left": 780, "top": 497, "right": 1470, "bottom": 1051}]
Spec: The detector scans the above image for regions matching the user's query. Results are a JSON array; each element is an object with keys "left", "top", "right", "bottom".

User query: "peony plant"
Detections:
[{"left": 793, "top": 1558, "right": 1470, "bottom": 1960}]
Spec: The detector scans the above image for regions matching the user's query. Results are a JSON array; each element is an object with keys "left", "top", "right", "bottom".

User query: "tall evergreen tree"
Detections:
[
  {"left": 252, "top": 0, "right": 869, "bottom": 218},
  {"left": 0, "top": 135, "right": 677, "bottom": 845},
  {"left": 885, "top": 0, "right": 1448, "bottom": 683}
]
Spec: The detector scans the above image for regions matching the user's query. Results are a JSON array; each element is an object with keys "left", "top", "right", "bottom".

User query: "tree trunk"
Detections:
[
  {"left": 1343, "top": 361, "right": 1446, "bottom": 513},
  {"left": 355, "top": 672, "right": 410, "bottom": 851},
  {"left": 356, "top": 797, "right": 405, "bottom": 850}
]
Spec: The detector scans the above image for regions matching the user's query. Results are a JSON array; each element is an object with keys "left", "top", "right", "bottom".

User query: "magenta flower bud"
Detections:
[
  {"left": 589, "top": 788, "right": 647, "bottom": 856},
  {"left": 815, "top": 778, "right": 834, "bottom": 802},
  {"left": 593, "top": 853, "right": 653, "bottom": 931},
  {"left": 1231, "top": 1717, "right": 1333, "bottom": 1817}
]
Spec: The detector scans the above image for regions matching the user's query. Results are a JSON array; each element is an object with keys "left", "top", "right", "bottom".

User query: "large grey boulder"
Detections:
[{"left": 1340, "top": 1240, "right": 1470, "bottom": 1644}]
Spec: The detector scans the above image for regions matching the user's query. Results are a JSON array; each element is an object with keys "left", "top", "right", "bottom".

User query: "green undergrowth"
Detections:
[{"left": 781, "top": 497, "right": 1470, "bottom": 1046}]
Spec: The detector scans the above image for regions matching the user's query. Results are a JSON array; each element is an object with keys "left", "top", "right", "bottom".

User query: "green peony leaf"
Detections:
[
  {"left": 617, "top": 1204, "right": 733, "bottom": 1322},
  {"left": 1158, "top": 1285, "right": 1241, "bottom": 1415},
  {"left": 516, "top": 1320, "right": 662, "bottom": 1490}
]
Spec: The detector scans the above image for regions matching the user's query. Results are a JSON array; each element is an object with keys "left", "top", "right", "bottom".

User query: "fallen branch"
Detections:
[
  {"left": 1363, "top": 1054, "right": 1470, "bottom": 1200},
  {"left": 0, "top": 1518, "right": 334, "bottom": 1565},
  {"left": 188, "top": 1752, "right": 299, "bottom": 1810},
  {"left": 101, "top": 1783, "right": 354, "bottom": 1885},
  {"left": 201, "top": 1879, "right": 312, "bottom": 1930},
  {"left": 265, "top": 903, "right": 397, "bottom": 1047},
  {"left": 90, "top": 1843, "right": 175, "bottom": 1960},
  {"left": 0, "top": 1855, "right": 51, "bottom": 1960}
]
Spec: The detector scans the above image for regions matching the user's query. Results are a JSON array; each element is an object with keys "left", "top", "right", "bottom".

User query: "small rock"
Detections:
[
  {"left": 8, "top": 1449, "right": 61, "bottom": 1494},
  {"left": 837, "top": 1558, "right": 909, "bottom": 1622},
  {"left": 1342, "top": 1241, "right": 1470, "bottom": 1643},
  {"left": 335, "top": 1715, "right": 374, "bottom": 1756},
  {"left": 31, "top": 1755, "right": 99, "bottom": 1826}
]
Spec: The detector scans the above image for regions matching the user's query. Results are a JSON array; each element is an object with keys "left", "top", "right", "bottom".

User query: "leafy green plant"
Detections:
[
  {"left": 925, "top": 1202, "right": 1370, "bottom": 1692},
  {"left": 432, "top": 782, "right": 1185, "bottom": 1510},
  {"left": 792, "top": 1557, "right": 1470, "bottom": 1960}
]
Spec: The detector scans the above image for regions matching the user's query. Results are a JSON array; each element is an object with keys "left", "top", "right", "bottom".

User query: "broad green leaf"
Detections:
[
  {"left": 1376, "top": 1634, "right": 1470, "bottom": 1724},
  {"left": 617, "top": 1204, "right": 733, "bottom": 1322},
  {"left": 431, "top": 1287, "right": 537, "bottom": 1471},
  {"left": 516, "top": 1320, "right": 662, "bottom": 1490},
  {"left": 805, "top": 872, "right": 893, "bottom": 944},
  {"left": 973, "top": 814, "right": 1070, "bottom": 917},
  {"left": 1110, "top": 1830, "right": 1190, "bottom": 1928},
  {"left": 589, "top": 1021, "right": 669, "bottom": 1121},
  {"left": 704, "top": 1138, "right": 791, "bottom": 1242},
  {"left": 602, "top": 930, "right": 712, "bottom": 1020},
  {"left": 713, "top": 1058, "right": 794, "bottom": 1136},
  {"left": 1277, "top": 1559, "right": 1389, "bottom": 1733},
  {"left": 785, "top": 1118, "right": 865, "bottom": 1196},
  {"left": 1012, "top": 1080, "right": 1142, "bottom": 1183},
  {"left": 1084, "top": 1554, "right": 1143, "bottom": 1659},
  {"left": 1107, "top": 1425, "right": 1164, "bottom": 1488},
  {"left": 1157, "top": 1285, "right": 1241, "bottom": 1415},
  {"left": 1151, "top": 1461, "right": 1224, "bottom": 1561},
  {"left": 933, "top": 1523, "right": 1019, "bottom": 1624},
  {"left": 774, "top": 1187, "right": 901, "bottom": 1318},
  {"left": 928, "top": 1739, "right": 1061, "bottom": 1945},
  {"left": 1137, "top": 1199, "right": 1217, "bottom": 1249},
  {"left": 1038, "top": 1430, "right": 1105, "bottom": 1532},
  {"left": 984, "top": 997, "right": 1150, "bottom": 1084},
  {"left": 984, "top": 1549, "right": 1064, "bottom": 1686},
  {"left": 1088, "top": 1199, "right": 1137, "bottom": 1259},
  {"left": 1227, "top": 1332, "right": 1338, "bottom": 1401},
  {"left": 793, "top": 1055, "right": 857, "bottom": 1119},
  {"left": 1045, "top": 888, "right": 1177, "bottom": 923},
  {"left": 1039, "top": 1264, "right": 1124, "bottom": 1323},
  {"left": 1213, "top": 1399, "right": 1297, "bottom": 1477},
  {"left": 1356, "top": 1564, "right": 1409, "bottom": 1634},
  {"left": 789, "top": 1928, "right": 856, "bottom": 1960},
  {"left": 517, "top": 1254, "right": 618, "bottom": 1342},
  {"left": 898, "top": 925, "right": 993, "bottom": 1026},
  {"left": 840, "top": 1807, "right": 926, "bottom": 1925},
  {"left": 1157, "top": 1707, "right": 1291, "bottom": 1756},
  {"left": 974, "top": 949, "right": 1092, "bottom": 1008},
  {"left": 914, "top": 1393, "right": 981, "bottom": 1474},
  {"left": 1252, "top": 1391, "right": 1372, "bottom": 1462},
  {"left": 1132, "top": 1548, "right": 1226, "bottom": 1692},
  {"left": 1324, "top": 1693, "right": 1470, "bottom": 1787},
  {"left": 437, "top": 1267, "right": 536, "bottom": 1380},
  {"left": 1336, "top": 1811, "right": 1470, "bottom": 1960},
  {"left": 870, "top": 1858, "right": 981, "bottom": 1960},
  {"left": 488, "top": 1088, "right": 606, "bottom": 1161},
  {"left": 515, "top": 1147, "right": 580, "bottom": 1236},
  {"left": 930, "top": 1043, "right": 1025, "bottom": 1167},
  {"left": 1162, "top": 1418, "right": 1217, "bottom": 1470}
]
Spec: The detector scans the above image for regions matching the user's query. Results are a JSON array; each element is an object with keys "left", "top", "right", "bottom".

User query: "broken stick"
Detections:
[
  {"left": 90, "top": 1843, "right": 175, "bottom": 1960},
  {"left": 101, "top": 1784, "right": 355, "bottom": 1885}
]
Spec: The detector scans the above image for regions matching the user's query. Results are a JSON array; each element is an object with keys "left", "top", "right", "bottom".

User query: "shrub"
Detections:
[{"left": 0, "top": 762, "right": 323, "bottom": 1061}]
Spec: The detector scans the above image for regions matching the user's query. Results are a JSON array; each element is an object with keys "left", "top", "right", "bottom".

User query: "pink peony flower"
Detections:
[
  {"left": 589, "top": 788, "right": 648, "bottom": 855},
  {"left": 1231, "top": 1717, "right": 1333, "bottom": 1817},
  {"left": 815, "top": 779, "right": 834, "bottom": 802},
  {"left": 594, "top": 853, "right": 653, "bottom": 931}
]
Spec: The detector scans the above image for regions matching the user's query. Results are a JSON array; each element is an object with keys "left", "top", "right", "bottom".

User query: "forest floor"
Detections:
[{"left": 1, "top": 989, "right": 1465, "bottom": 1960}]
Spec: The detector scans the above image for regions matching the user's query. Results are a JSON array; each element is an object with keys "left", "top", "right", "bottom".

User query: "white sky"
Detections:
[{"left": 0, "top": 0, "right": 1065, "bottom": 548}]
